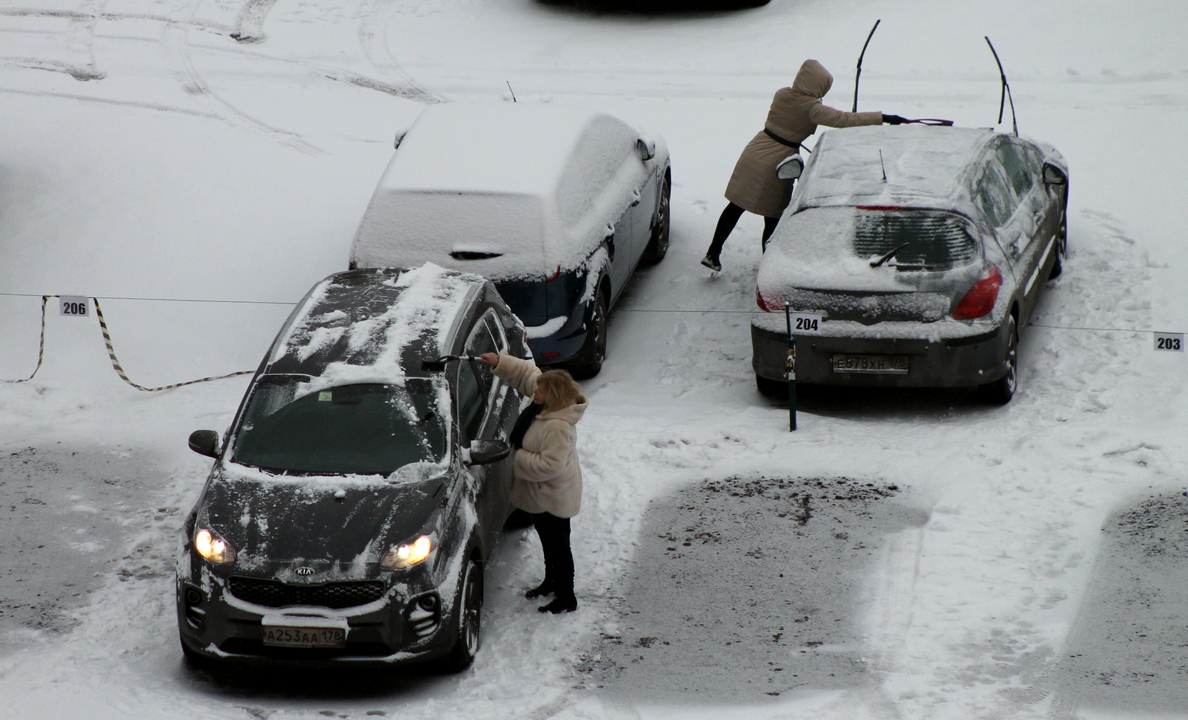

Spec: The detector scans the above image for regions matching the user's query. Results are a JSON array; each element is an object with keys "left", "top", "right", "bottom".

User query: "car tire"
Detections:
[
  {"left": 568, "top": 289, "right": 608, "bottom": 379},
  {"left": 1049, "top": 206, "right": 1068, "bottom": 279},
  {"left": 641, "top": 175, "right": 671, "bottom": 265},
  {"left": 442, "top": 556, "right": 483, "bottom": 673},
  {"left": 978, "top": 315, "right": 1018, "bottom": 405}
]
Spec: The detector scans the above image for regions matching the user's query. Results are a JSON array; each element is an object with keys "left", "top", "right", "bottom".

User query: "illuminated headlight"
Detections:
[
  {"left": 382, "top": 536, "right": 433, "bottom": 570},
  {"left": 194, "top": 528, "right": 236, "bottom": 564}
]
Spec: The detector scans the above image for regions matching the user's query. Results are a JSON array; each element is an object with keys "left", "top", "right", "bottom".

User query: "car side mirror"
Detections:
[
  {"left": 1042, "top": 164, "right": 1066, "bottom": 186},
  {"left": 637, "top": 137, "right": 656, "bottom": 162},
  {"left": 776, "top": 154, "right": 803, "bottom": 181},
  {"left": 465, "top": 439, "right": 511, "bottom": 466},
  {"left": 188, "top": 430, "right": 221, "bottom": 458}
]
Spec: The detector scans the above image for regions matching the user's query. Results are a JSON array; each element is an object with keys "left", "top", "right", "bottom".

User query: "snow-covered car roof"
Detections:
[
  {"left": 266, "top": 264, "right": 486, "bottom": 387},
  {"left": 790, "top": 125, "right": 999, "bottom": 215},
  {"left": 351, "top": 102, "right": 657, "bottom": 279}
]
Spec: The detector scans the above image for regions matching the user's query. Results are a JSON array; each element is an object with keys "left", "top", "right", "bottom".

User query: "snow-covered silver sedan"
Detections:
[{"left": 752, "top": 124, "right": 1068, "bottom": 403}]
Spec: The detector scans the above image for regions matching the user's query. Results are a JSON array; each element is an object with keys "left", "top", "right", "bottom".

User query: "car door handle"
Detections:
[{"left": 631, "top": 189, "right": 642, "bottom": 207}]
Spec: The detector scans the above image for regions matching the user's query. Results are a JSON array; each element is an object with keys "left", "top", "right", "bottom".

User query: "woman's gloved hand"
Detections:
[{"left": 882, "top": 114, "right": 908, "bottom": 125}]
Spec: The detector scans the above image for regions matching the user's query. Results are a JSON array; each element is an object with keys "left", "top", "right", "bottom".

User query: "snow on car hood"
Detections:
[{"left": 351, "top": 102, "right": 651, "bottom": 279}]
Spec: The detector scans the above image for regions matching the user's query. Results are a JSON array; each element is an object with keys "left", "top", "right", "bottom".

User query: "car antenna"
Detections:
[
  {"left": 853, "top": 19, "right": 881, "bottom": 112},
  {"left": 879, "top": 149, "right": 887, "bottom": 181},
  {"left": 984, "top": 36, "right": 1018, "bottom": 136},
  {"left": 506, "top": 81, "right": 517, "bottom": 102}
]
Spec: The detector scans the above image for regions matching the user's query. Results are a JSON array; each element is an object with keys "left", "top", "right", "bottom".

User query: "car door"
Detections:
[
  {"left": 996, "top": 140, "right": 1055, "bottom": 324},
  {"left": 973, "top": 159, "right": 1026, "bottom": 305},
  {"left": 455, "top": 309, "right": 514, "bottom": 551}
]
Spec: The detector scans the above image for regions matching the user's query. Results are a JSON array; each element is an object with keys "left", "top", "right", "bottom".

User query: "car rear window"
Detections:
[{"left": 853, "top": 209, "right": 978, "bottom": 271}]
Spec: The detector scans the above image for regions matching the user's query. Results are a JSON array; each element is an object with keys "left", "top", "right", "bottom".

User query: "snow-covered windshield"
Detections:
[
  {"left": 230, "top": 376, "right": 446, "bottom": 475},
  {"left": 853, "top": 208, "right": 979, "bottom": 271}
]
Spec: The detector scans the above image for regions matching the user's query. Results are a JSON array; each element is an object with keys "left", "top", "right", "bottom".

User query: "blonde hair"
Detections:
[{"left": 537, "top": 369, "right": 586, "bottom": 412}]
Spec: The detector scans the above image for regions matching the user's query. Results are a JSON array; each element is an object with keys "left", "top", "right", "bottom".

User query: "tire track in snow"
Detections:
[
  {"left": 358, "top": 0, "right": 446, "bottom": 104},
  {"left": 229, "top": 0, "right": 277, "bottom": 43},
  {"left": 158, "top": 0, "right": 323, "bottom": 156}
]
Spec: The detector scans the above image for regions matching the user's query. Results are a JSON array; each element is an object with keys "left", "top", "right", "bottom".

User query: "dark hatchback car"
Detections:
[
  {"left": 753, "top": 124, "right": 1068, "bottom": 403},
  {"left": 177, "top": 265, "right": 529, "bottom": 670},
  {"left": 349, "top": 102, "right": 671, "bottom": 378}
]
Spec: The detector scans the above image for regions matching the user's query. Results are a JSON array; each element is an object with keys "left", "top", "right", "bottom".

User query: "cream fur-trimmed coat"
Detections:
[
  {"left": 492, "top": 352, "right": 587, "bottom": 519},
  {"left": 725, "top": 59, "right": 884, "bottom": 218}
]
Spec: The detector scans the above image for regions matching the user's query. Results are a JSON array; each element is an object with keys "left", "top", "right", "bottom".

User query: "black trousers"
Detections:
[
  {"left": 704, "top": 202, "right": 780, "bottom": 260},
  {"left": 532, "top": 512, "right": 574, "bottom": 602}
]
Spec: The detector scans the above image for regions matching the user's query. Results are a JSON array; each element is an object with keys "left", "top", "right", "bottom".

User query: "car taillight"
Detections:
[
  {"left": 756, "top": 288, "right": 783, "bottom": 312},
  {"left": 951, "top": 266, "right": 1002, "bottom": 320}
]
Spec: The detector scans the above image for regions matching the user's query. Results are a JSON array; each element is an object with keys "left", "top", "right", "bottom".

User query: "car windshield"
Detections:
[
  {"left": 852, "top": 209, "right": 978, "bottom": 271},
  {"left": 230, "top": 376, "right": 446, "bottom": 475}
]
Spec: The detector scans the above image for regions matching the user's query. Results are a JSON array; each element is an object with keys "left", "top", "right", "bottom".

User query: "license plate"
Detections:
[
  {"left": 262, "top": 625, "right": 347, "bottom": 649},
  {"left": 832, "top": 353, "right": 909, "bottom": 374}
]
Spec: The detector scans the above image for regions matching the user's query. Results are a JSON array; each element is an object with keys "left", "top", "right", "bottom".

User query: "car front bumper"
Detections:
[
  {"left": 750, "top": 317, "right": 1010, "bottom": 388},
  {"left": 177, "top": 570, "right": 457, "bottom": 668}
]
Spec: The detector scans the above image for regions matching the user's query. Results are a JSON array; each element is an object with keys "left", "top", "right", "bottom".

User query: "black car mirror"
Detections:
[
  {"left": 465, "top": 439, "right": 510, "bottom": 466},
  {"left": 1042, "top": 164, "right": 1066, "bottom": 186},
  {"left": 188, "top": 429, "right": 221, "bottom": 458},
  {"left": 776, "top": 154, "right": 803, "bottom": 181}
]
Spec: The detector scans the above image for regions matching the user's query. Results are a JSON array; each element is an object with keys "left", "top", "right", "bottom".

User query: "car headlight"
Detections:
[
  {"left": 381, "top": 536, "right": 433, "bottom": 570},
  {"left": 194, "top": 528, "right": 236, "bottom": 564}
]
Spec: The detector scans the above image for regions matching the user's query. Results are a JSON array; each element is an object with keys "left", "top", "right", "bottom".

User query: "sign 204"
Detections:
[{"left": 789, "top": 312, "right": 824, "bottom": 334}]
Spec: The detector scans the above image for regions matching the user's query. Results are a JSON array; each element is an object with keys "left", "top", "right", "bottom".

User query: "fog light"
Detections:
[
  {"left": 185, "top": 588, "right": 203, "bottom": 606},
  {"left": 407, "top": 593, "right": 441, "bottom": 639}
]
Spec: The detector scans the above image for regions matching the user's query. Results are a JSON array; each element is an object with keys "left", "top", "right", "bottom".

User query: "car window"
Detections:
[
  {"left": 974, "top": 163, "right": 1018, "bottom": 228},
  {"left": 996, "top": 142, "right": 1037, "bottom": 198},
  {"left": 456, "top": 314, "right": 501, "bottom": 444},
  {"left": 853, "top": 209, "right": 978, "bottom": 271},
  {"left": 231, "top": 377, "right": 445, "bottom": 475}
]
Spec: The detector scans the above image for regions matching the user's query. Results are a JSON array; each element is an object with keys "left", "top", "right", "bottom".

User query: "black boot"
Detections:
[
  {"left": 525, "top": 580, "right": 554, "bottom": 599},
  {"left": 538, "top": 595, "right": 577, "bottom": 614}
]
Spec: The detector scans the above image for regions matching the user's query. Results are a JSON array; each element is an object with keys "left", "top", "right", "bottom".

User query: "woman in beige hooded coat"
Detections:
[
  {"left": 480, "top": 351, "right": 587, "bottom": 614},
  {"left": 701, "top": 59, "right": 906, "bottom": 271}
]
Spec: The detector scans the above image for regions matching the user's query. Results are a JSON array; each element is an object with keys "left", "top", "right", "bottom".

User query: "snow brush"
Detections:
[
  {"left": 421, "top": 355, "right": 485, "bottom": 372},
  {"left": 903, "top": 118, "right": 954, "bottom": 126}
]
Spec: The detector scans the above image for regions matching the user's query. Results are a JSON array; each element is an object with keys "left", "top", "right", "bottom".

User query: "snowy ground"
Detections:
[{"left": 1, "top": 0, "right": 1187, "bottom": 718}]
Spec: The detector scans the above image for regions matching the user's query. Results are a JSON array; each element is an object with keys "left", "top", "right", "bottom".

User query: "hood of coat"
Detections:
[
  {"left": 539, "top": 400, "right": 588, "bottom": 426},
  {"left": 792, "top": 59, "right": 833, "bottom": 99}
]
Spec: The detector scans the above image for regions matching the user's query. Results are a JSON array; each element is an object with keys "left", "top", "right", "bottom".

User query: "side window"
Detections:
[
  {"left": 455, "top": 311, "right": 504, "bottom": 444},
  {"left": 997, "top": 142, "right": 1037, "bottom": 197},
  {"left": 975, "top": 164, "right": 1018, "bottom": 228}
]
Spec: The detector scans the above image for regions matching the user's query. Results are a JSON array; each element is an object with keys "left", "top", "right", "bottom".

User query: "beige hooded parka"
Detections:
[
  {"left": 724, "top": 59, "right": 884, "bottom": 218},
  {"left": 491, "top": 353, "right": 586, "bottom": 519}
]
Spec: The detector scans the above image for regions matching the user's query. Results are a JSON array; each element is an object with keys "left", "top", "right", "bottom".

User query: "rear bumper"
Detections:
[
  {"left": 526, "top": 302, "right": 589, "bottom": 366},
  {"left": 750, "top": 319, "right": 1009, "bottom": 388}
]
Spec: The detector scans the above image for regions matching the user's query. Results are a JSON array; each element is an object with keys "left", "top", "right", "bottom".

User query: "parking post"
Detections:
[{"left": 785, "top": 303, "right": 797, "bottom": 431}]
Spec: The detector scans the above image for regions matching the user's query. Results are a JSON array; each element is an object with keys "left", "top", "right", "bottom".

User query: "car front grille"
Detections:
[{"left": 228, "top": 576, "right": 386, "bottom": 609}]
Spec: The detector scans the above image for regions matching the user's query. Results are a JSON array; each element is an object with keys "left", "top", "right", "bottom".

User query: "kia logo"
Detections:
[{"left": 295, "top": 567, "right": 315, "bottom": 576}]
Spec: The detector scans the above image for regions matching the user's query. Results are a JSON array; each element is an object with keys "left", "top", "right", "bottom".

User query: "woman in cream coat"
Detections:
[{"left": 480, "top": 351, "right": 587, "bottom": 614}]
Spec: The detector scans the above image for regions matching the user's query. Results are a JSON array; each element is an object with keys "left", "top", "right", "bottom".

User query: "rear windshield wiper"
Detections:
[{"left": 870, "top": 243, "right": 911, "bottom": 268}]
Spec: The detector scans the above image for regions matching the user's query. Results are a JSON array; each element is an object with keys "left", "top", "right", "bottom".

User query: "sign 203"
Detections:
[{"left": 1154, "top": 332, "right": 1183, "bottom": 352}]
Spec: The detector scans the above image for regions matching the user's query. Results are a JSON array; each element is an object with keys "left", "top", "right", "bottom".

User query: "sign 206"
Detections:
[{"left": 59, "top": 296, "right": 89, "bottom": 317}]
